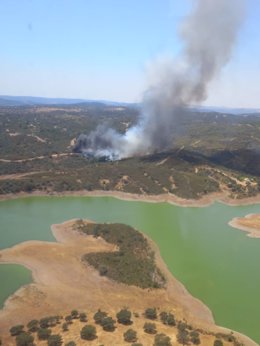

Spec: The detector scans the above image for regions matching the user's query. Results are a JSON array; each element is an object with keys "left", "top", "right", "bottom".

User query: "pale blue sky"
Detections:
[{"left": 0, "top": 0, "right": 259, "bottom": 107}]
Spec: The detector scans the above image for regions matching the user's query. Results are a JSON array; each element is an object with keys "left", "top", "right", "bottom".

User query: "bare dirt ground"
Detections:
[
  {"left": 0, "top": 219, "right": 257, "bottom": 345},
  {"left": 229, "top": 214, "right": 260, "bottom": 238},
  {"left": 1, "top": 189, "right": 260, "bottom": 207}
]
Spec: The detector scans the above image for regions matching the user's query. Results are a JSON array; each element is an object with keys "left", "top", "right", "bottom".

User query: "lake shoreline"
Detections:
[
  {"left": 1, "top": 189, "right": 260, "bottom": 207},
  {"left": 0, "top": 218, "right": 258, "bottom": 346},
  {"left": 229, "top": 214, "right": 260, "bottom": 238}
]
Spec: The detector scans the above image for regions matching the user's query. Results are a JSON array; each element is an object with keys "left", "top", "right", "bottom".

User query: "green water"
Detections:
[{"left": 0, "top": 196, "right": 260, "bottom": 343}]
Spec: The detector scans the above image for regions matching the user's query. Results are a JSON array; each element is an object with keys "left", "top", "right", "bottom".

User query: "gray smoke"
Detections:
[{"left": 75, "top": 0, "right": 246, "bottom": 160}]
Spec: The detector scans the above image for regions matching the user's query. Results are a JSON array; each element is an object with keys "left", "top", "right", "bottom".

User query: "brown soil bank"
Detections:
[
  {"left": 0, "top": 220, "right": 257, "bottom": 345},
  {"left": 229, "top": 214, "right": 260, "bottom": 238}
]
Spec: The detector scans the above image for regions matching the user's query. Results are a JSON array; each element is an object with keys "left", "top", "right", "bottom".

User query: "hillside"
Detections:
[{"left": 0, "top": 104, "right": 260, "bottom": 200}]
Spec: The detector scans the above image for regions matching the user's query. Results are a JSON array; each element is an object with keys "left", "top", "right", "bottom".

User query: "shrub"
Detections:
[
  {"left": 153, "top": 333, "right": 172, "bottom": 346},
  {"left": 65, "top": 315, "right": 73, "bottom": 324},
  {"left": 100, "top": 317, "right": 116, "bottom": 331},
  {"left": 177, "top": 329, "right": 189, "bottom": 345},
  {"left": 62, "top": 322, "right": 69, "bottom": 332},
  {"left": 48, "top": 334, "right": 63, "bottom": 346},
  {"left": 93, "top": 309, "right": 107, "bottom": 325},
  {"left": 37, "top": 328, "right": 51, "bottom": 340},
  {"left": 71, "top": 310, "right": 79, "bottom": 319},
  {"left": 79, "top": 312, "right": 87, "bottom": 322},
  {"left": 80, "top": 325, "right": 97, "bottom": 340},
  {"left": 124, "top": 329, "right": 137, "bottom": 342},
  {"left": 10, "top": 325, "right": 24, "bottom": 336},
  {"left": 143, "top": 322, "right": 157, "bottom": 334},
  {"left": 214, "top": 340, "right": 223, "bottom": 346},
  {"left": 159, "top": 312, "right": 175, "bottom": 326},
  {"left": 117, "top": 309, "right": 132, "bottom": 325},
  {"left": 27, "top": 320, "right": 39, "bottom": 333},
  {"left": 144, "top": 308, "right": 157, "bottom": 320},
  {"left": 15, "top": 332, "right": 34, "bottom": 346},
  {"left": 190, "top": 331, "right": 200, "bottom": 345}
]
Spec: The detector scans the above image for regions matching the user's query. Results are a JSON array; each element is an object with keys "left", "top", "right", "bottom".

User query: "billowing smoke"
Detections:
[{"left": 75, "top": 0, "right": 245, "bottom": 160}]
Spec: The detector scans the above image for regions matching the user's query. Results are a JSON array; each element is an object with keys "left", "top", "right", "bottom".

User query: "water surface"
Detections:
[{"left": 0, "top": 196, "right": 259, "bottom": 342}]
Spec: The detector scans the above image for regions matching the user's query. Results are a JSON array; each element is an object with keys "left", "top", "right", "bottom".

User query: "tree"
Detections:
[
  {"left": 214, "top": 340, "right": 223, "bottom": 346},
  {"left": 144, "top": 308, "right": 157, "bottom": 320},
  {"left": 65, "top": 315, "right": 73, "bottom": 324},
  {"left": 177, "top": 329, "right": 189, "bottom": 346},
  {"left": 124, "top": 329, "right": 137, "bottom": 342},
  {"left": 117, "top": 309, "right": 132, "bottom": 325},
  {"left": 153, "top": 333, "right": 172, "bottom": 346},
  {"left": 37, "top": 328, "right": 51, "bottom": 340},
  {"left": 159, "top": 312, "right": 175, "bottom": 326},
  {"left": 79, "top": 312, "right": 87, "bottom": 322},
  {"left": 71, "top": 310, "right": 79, "bottom": 319},
  {"left": 80, "top": 325, "right": 97, "bottom": 340},
  {"left": 15, "top": 332, "right": 34, "bottom": 346},
  {"left": 62, "top": 322, "right": 69, "bottom": 332},
  {"left": 190, "top": 331, "right": 200, "bottom": 345},
  {"left": 48, "top": 334, "right": 63, "bottom": 346},
  {"left": 27, "top": 320, "right": 39, "bottom": 333},
  {"left": 65, "top": 342, "right": 76, "bottom": 346},
  {"left": 143, "top": 322, "right": 157, "bottom": 334},
  {"left": 100, "top": 317, "right": 116, "bottom": 331},
  {"left": 93, "top": 309, "right": 107, "bottom": 325},
  {"left": 10, "top": 325, "right": 24, "bottom": 336}
]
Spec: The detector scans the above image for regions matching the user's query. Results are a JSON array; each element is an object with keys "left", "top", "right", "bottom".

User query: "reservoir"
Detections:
[{"left": 0, "top": 196, "right": 260, "bottom": 343}]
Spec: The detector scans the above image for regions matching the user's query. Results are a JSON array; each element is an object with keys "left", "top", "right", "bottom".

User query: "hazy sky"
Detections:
[{"left": 1, "top": 0, "right": 259, "bottom": 108}]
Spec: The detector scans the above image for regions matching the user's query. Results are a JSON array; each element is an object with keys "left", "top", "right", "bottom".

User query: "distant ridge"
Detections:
[
  {"left": 0, "top": 95, "right": 137, "bottom": 108},
  {"left": 0, "top": 95, "right": 259, "bottom": 115}
]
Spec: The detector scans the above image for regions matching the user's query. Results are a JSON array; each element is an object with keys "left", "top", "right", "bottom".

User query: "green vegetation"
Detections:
[
  {"left": 124, "top": 329, "right": 137, "bottom": 342},
  {"left": 143, "top": 322, "right": 157, "bottom": 334},
  {"left": 116, "top": 308, "right": 132, "bottom": 325},
  {"left": 77, "top": 221, "right": 166, "bottom": 288},
  {"left": 15, "top": 332, "right": 34, "bottom": 346},
  {"left": 5, "top": 307, "right": 244, "bottom": 346},
  {"left": 0, "top": 104, "right": 259, "bottom": 199},
  {"left": 47, "top": 334, "right": 63, "bottom": 346},
  {"left": 145, "top": 308, "right": 157, "bottom": 320},
  {"left": 153, "top": 333, "right": 172, "bottom": 346},
  {"left": 80, "top": 325, "right": 97, "bottom": 340}
]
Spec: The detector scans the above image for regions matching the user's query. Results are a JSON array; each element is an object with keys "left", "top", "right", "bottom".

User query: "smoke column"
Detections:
[{"left": 75, "top": 0, "right": 246, "bottom": 159}]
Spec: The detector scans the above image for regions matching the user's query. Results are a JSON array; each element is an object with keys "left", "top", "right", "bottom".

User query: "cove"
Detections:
[{"left": 0, "top": 196, "right": 260, "bottom": 343}]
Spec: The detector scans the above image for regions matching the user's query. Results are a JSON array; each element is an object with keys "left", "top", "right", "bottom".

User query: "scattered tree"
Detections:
[
  {"left": 101, "top": 317, "right": 116, "bottom": 331},
  {"left": 143, "top": 322, "right": 157, "bottom": 334},
  {"left": 124, "top": 329, "right": 137, "bottom": 342},
  {"left": 27, "top": 320, "right": 39, "bottom": 333},
  {"left": 93, "top": 309, "right": 107, "bottom": 325},
  {"left": 48, "top": 334, "right": 63, "bottom": 346},
  {"left": 190, "top": 331, "right": 200, "bottom": 345},
  {"left": 159, "top": 312, "right": 175, "bottom": 326},
  {"left": 65, "top": 315, "right": 73, "bottom": 324},
  {"left": 79, "top": 312, "right": 87, "bottom": 322},
  {"left": 62, "top": 322, "right": 69, "bottom": 332},
  {"left": 153, "top": 333, "right": 172, "bottom": 346},
  {"left": 144, "top": 308, "right": 157, "bottom": 320},
  {"left": 10, "top": 325, "right": 24, "bottom": 337},
  {"left": 117, "top": 309, "right": 132, "bottom": 325},
  {"left": 15, "top": 332, "right": 34, "bottom": 346},
  {"left": 177, "top": 329, "right": 190, "bottom": 346},
  {"left": 71, "top": 310, "right": 79, "bottom": 319},
  {"left": 37, "top": 328, "right": 51, "bottom": 340},
  {"left": 80, "top": 325, "right": 97, "bottom": 340}
]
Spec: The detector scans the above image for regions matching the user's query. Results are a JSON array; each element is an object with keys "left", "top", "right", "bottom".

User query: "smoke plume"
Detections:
[{"left": 75, "top": 0, "right": 245, "bottom": 160}]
